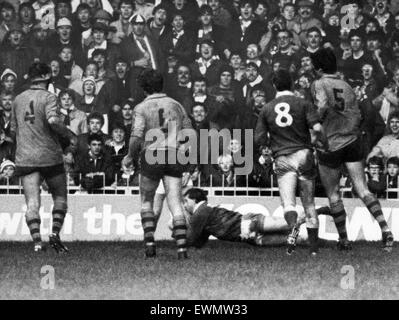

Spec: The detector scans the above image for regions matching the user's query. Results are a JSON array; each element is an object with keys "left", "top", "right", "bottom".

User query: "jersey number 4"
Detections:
[
  {"left": 333, "top": 88, "right": 345, "bottom": 111},
  {"left": 24, "top": 101, "right": 35, "bottom": 124},
  {"left": 275, "top": 102, "right": 293, "bottom": 127}
]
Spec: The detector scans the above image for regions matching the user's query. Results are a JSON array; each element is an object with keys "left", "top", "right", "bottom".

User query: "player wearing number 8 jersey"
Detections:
[
  {"left": 11, "top": 62, "right": 76, "bottom": 253},
  {"left": 122, "top": 69, "right": 194, "bottom": 259},
  {"left": 255, "top": 69, "right": 326, "bottom": 255},
  {"left": 311, "top": 48, "right": 393, "bottom": 252}
]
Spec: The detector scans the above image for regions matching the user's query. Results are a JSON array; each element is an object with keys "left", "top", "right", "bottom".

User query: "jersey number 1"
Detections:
[{"left": 275, "top": 102, "right": 293, "bottom": 127}]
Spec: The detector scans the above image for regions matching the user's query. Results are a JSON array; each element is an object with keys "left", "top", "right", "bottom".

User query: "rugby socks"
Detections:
[
  {"left": 363, "top": 195, "right": 389, "bottom": 233},
  {"left": 26, "top": 217, "right": 41, "bottom": 244},
  {"left": 307, "top": 228, "right": 319, "bottom": 254},
  {"left": 173, "top": 216, "right": 188, "bottom": 255},
  {"left": 52, "top": 210, "right": 66, "bottom": 235},
  {"left": 284, "top": 210, "right": 298, "bottom": 229},
  {"left": 141, "top": 210, "right": 156, "bottom": 246},
  {"left": 330, "top": 200, "right": 348, "bottom": 240}
]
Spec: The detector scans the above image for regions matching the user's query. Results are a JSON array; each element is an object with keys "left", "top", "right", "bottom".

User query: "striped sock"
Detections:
[
  {"left": 330, "top": 201, "right": 348, "bottom": 240},
  {"left": 363, "top": 195, "right": 389, "bottom": 232},
  {"left": 26, "top": 217, "right": 41, "bottom": 243},
  {"left": 173, "top": 216, "right": 187, "bottom": 253},
  {"left": 141, "top": 210, "right": 156, "bottom": 245},
  {"left": 52, "top": 210, "right": 66, "bottom": 235}
]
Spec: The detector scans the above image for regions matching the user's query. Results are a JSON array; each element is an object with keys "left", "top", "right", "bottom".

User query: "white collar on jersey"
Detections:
[{"left": 275, "top": 90, "right": 295, "bottom": 98}]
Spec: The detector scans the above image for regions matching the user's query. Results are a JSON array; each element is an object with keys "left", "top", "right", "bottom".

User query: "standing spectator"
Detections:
[
  {"left": 120, "top": 100, "right": 134, "bottom": 143},
  {"left": 74, "top": 133, "right": 114, "bottom": 192},
  {"left": 58, "top": 89, "right": 88, "bottom": 136},
  {"left": 387, "top": 33, "right": 399, "bottom": 74},
  {"left": 209, "top": 0, "right": 232, "bottom": 29},
  {"left": 0, "top": 2, "right": 17, "bottom": 44},
  {"left": 26, "top": 22, "right": 49, "bottom": 63},
  {"left": 110, "top": 0, "right": 134, "bottom": 44},
  {"left": 69, "top": 60, "right": 105, "bottom": 96},
  {"left": 373, "top": 0, "right": 395, "bottom": 35},
  {"left": 0, "top": 92, "right": 14, "bottom": 138},
  {"left": 0, "top": 69, "right": 17, "bottom": 95},
  {"left": 71, "top": 3, "right": 92, "bottom": 45},
  {"left": 91, "top": 48, "right": 116, "bottom": 81},
  {"left": 18, "top": 3, "right": 36, "bottom": 36},
  {"left": 373, "top": 66, "right": 399, "bottom": 121},
  {"left": 134, "top": 0, "right": 155, "bottom": 21},
  {"left": 386, "top": 156, "right": 399, "bottom": 189},
  {"left": 55, "top": 0, "right": 72, "bottom": 20},
  {"left": 269, "top": 29, "right": 299, "bottom": 75},
  {"left": 296, "top": 0, "right": 322, "bottom": 46},
  {"left": 105, "top": 124, "right": 128, "bottom": 180},
  {"left": 57, "top": 45, "right": 84, "bottom": 85},
  {"left": 147, "top": 3, "right": 168, "bottom": 41},
  {"left": 229, "top": 51, "right": 245, "bottom": 81},
  {"left": 189, "top": 76, "right": 219, "bottom": 123},
  {"left": 166, "top": 63, "right": 193, "bottom": 113},
  {"left": 0, "top": 127, "right": 14, "bottom": 162},
  {"left": 366, "top": 156, "right": 386, "bottom": 198}
]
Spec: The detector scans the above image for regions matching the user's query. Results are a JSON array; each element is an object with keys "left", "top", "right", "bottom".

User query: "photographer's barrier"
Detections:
[{"left": 0, "top": 195, "right": 398, "bottom": 241}]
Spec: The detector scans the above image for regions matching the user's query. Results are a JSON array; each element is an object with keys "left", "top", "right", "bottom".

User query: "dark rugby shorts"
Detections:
[
  {"left": 15, "top": 163, "right": 66, "bottom": 179},
  {"left": 317, "top": 138, "right": 364, "bottom": 169},
  {"left": 140, "top": 149, "right": 187, "bottom": 180}
]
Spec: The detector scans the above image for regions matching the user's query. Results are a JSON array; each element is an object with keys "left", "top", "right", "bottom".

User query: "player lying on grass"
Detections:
[{"left": 178, "top": 188, "right": 331, "bottom": 249}]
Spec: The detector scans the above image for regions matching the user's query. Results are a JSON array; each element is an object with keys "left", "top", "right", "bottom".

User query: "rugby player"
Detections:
[
  {"left": 311, "top": 48, "right": 394, "bottom": 252},
  {"left": 10, "top": 62, "right": 76, "bottom": 252},
  {"left": 181, "top": 188, "right": 332, "bottom": 248},
  {"left": 122, "top": 69, "right": 194, "bottom": 259},
  {"left": 255, "top": 69, "right": 327, "bottom": 255}
]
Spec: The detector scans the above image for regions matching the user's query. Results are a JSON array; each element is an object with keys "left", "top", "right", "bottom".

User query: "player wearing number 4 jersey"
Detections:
[
  {"left": 122, "top": 69, "right": 194, "bottom": 259},
  {"left": 255, "top": 69, "right": 327, "bottom": 255},
  {"left": 11, "top": 62, "right": 76, "bottom": 253},
  {"left": 311, "top": 48, "right": 393, "bottom": 252}
]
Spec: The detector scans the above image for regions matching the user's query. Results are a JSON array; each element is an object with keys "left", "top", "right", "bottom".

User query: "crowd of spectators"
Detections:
[{"left": 0, "top": 0, "right": 398, "bottom": 196}]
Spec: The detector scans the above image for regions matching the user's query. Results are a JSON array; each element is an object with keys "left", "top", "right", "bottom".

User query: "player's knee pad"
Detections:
[{"left": 330, "top": 199, "right": 344, "bottom": 214}]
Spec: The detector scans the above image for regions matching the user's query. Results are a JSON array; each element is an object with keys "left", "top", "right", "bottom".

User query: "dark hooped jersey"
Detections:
[
  {"left": 131, "top": 93, "right": 192, "bottom": 151},
  {"left": 311, "top": 74, "right": 361, "bottom": 152},
  {"left": 186, "top": 202, "right": 242, "bottom": 247},
  {"left": 255, "top": 92, "right": 320, "bottom": 158},
  {"left": 11, "top": 88, "right": 64, "bottom": 167}
]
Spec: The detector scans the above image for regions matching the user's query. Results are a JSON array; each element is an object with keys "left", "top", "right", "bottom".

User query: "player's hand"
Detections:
[
  {"left": 134, "top": 58, "right": 149, "bottom": 68},
  {"left": 122, "top": 155, "right": 134, "bottom": 172}
]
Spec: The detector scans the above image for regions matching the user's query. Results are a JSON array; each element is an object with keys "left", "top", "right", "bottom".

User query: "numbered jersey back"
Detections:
[
  {"left": 260, "top": 94, "right": 320, "bottom": 157},
  {"left": 312, "top": 75, "right": 361, "bottom": 152}
]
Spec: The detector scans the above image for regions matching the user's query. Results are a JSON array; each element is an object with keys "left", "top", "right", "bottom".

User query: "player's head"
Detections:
[
  {"left": 137, "top": 69, "right": 163, "bottom": 95},
  {"left": 272, "top": 69, "right": 292, "bottom": 92},
  {"left": 183, "top": 188, "right": 208, "bottom": 214},
  {"left": 310, "top": 47, "right": 337, "bottom": 75},
  {"left": 28, "top": 62, "right": 51, "bottom": 85}
]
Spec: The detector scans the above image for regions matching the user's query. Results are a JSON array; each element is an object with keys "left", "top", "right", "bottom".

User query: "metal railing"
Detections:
[{"left": 0, "top": 173, "right": 398, "bottom": 199}]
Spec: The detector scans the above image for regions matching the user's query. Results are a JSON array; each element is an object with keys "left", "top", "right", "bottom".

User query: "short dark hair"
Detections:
[
  {"left": 87, "top": 112, "right": 105, "bottom": 126},
  {"left": 387, "top": 157, "right": 399, "bottom": 167},
  {"left": 137, "top": 69, "right": 163, "bottom": 94},
  {"left": 191, "top": 103, "right": 208, "bottom": 113},
  {"left": 184, "top": 188, "right": 208, "bottom": 203},
  {"left": 28, "top": 62, "right": 51, "bottom": 82},
  {"left": 272, "top": 69, "right": 292, "bottom": 91},
  {"left": 367, "top": 156, "right": 383, "bottom": 168},
  {"left": 76, "top": 3, "right": 91, "bottom": 13},
  {"left": 58, "top": 88, "right": 76, "bottom": 103},
  {"left": 118, "top": 0, "right": 134, "bottom": 10},
  {"left": 311, "top": 47, "right": 337, "bottom": 74},
  {"left": 88, "top": 133, "right": 103, "bottom": 144},
  {"left": 192, "top": 76, "right": 207, "bottom": 85}
]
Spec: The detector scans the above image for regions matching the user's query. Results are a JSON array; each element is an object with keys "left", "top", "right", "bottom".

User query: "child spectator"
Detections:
[
  {"left": 386, "top": 156, "right": 399, "bottom": 189},
  {"left": 367, "top": 156, "right": 387, "bottom": 198},
  {"left": 0, "top": 159, "right": 18, "bottom": 185}
]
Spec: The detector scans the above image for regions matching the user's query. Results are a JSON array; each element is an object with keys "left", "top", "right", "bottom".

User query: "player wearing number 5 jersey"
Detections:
[
  {"left": 311, "top": 48, "right": 393, "bottom": 252},
  {"left": 122, "top": 69, "right": 194, "bottom": 259},
  {"left": 10, "top": 63, "right": 76, "bottom": 253},
  {"left": 255, "top": 70, "right": 326, "bottom": 255}
]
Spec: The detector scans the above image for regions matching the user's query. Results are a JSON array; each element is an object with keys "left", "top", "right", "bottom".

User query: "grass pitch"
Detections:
[{"left": 0, "top": 241, "right": 398, "bottom": 300}]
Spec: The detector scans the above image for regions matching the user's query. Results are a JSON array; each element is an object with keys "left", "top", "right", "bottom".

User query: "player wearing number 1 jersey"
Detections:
[
  {"left": 311, "top": 48, "right": 393, "bottom": 252},
  {"left": 122, "top": 69, "right": 194, "bottom": 259},
  {"left": 255, "top": 70, "right": 326, "bottom": 255}
]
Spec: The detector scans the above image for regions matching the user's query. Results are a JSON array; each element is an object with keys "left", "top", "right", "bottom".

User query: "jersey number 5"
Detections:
[
  {"left": 275, "top": 102, "right": 293, "bottom": 127},
  {"left": 333, "top": 88, "right": 345, "bottom": 111}
]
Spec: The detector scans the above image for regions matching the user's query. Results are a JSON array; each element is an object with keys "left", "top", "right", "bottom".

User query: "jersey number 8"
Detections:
[{"left": 275, "top": 102, "right": 293, "bottom": 127}]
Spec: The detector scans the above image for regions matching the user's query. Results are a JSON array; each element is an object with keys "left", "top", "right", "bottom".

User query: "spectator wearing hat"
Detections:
[
  {"left": 0, "top": 22, "right": 34, "bottom": 88},
  {"left": 58, "top": 88, "right": 88, "bottom": 136},
  {"left": 81, "top": 9, "right": 114, "bottom": 49},
  {"left": 227, "top": 0, "right": 265, "bottom": 55},
  {"left": 0, "top": 159, "right": 18, "bottom": 186},
  {"left": 194, "top": 4, "right": 229, "bottom": 59},
  {"left": 159, "top": 12, "right": 196, "bottom": 64},
  {"left": 120, "top": 13, "right": 161, "bottom": 100},
  {"left": 97, "top": 58, "right": 132, "bottom": 130},
  {"left": 146, "top": 3, "right": 168, "bottom": 41},
  {"left": 69, "top": 60, "right": 105, "bottom": 96},
  {"left": 110, "top": 0, "right": 134, "bottom": 44},
  {"left": 0, "top": 69, "right": 17, "bottom": 95},
  {"left": 296, "top": 0, "right": 323, "bottom": 46},
  {"left": 209, "top": 0, "right": 232, "bottom": 29},
  {"left": 84, "top": 22, "right": 120, "bottom": 70},
  {"left": 45, "top": 17, "right": 84, "bottom": 66},
  {"left": 0, "top": 2, "right": 17, "bottom": 44},
  {"left": 18, "top": 2, "right": 36, "bottom": 36},
  {"left": 190, "top": 39, "right": 226, "bottom": 87}
]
